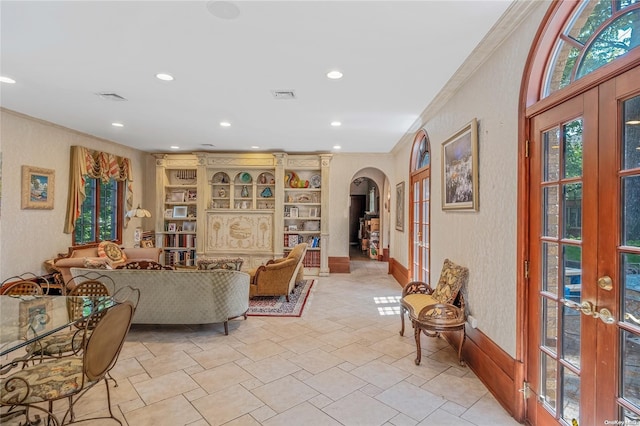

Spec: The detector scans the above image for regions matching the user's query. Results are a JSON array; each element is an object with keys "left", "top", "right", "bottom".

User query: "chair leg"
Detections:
[
  {"left": 224, "top": 321, "right": 229, "bottom": 335},
  {"left": 457, "top": 329, "right": 466, "bottom": 366},
  {"left": 414, "top": 324, "right": 422, "bottom": 365},
  {"left": 399, "top": 306, "right": 406, "bottom": 336},
  {"left": 104, "top": 376, "right": 122, "bottom": 425}
]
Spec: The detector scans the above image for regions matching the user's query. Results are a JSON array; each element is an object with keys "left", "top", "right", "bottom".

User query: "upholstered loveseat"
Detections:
[
  {"left": 70, "top": 267, "right": 250, "bottom": 334},
  {"left": 55, "top": 245, "right": 162, "bottom": 289}
]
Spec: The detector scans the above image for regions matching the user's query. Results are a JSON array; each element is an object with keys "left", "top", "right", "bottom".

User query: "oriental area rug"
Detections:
[{"left": 247, "top": 279, "right": 315, "bottom": 317}]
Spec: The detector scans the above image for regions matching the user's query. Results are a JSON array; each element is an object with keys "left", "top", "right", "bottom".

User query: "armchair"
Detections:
[
  {"left": 400, "top": 258, "right": 469, "bottom": 365},
  {"left": 249, "top": 243, "right": 307, "bottom": 301}
]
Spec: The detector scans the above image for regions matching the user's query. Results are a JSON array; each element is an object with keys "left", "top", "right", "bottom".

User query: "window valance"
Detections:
[{"left": 64, "top": 146, "right": 134, "bottom": 234}]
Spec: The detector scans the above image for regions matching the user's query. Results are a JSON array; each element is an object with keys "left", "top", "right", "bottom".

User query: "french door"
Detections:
[
  {"left": 526, "top": 66, "right": 640, "bottom": 424},
  {"left": 410, "top": 168, "right": 430, "bottom": 283}
]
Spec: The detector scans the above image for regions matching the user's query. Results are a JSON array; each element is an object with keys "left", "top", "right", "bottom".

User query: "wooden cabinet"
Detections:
[
  {"left": 154, "top": 154, "right": 198, "bottom": 267},
  {"left": 155, "top": 153, "right": 331, "bottom": 275},
  {"left": 197, "top": 153, "right": 279, "bottom": 271}
]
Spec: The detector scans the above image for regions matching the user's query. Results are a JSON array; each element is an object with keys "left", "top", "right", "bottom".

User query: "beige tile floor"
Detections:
[{"left": 3, "top": 260, "right": 520, "bottom": 425}]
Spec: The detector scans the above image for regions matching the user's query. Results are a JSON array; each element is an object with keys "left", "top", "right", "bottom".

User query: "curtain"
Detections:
[{"left": 64, "top": 146, "right": 134, "bottom": 234}]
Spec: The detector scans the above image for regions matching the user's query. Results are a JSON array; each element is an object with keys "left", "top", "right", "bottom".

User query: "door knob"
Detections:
[
  {"left": 561, "top": 299, "right": 615, "bottom": 324},
  {"left": 598, "top": 276, "right": 613, "bottom": 291}
]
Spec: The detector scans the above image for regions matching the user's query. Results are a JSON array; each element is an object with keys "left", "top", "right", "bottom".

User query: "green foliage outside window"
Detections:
[{"left": 74, "top": 178, "right": 121, "bottom": 245}]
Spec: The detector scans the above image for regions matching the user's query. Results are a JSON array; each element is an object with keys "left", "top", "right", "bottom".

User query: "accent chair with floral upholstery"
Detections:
[{"left": 399, "top": 258, "right": 469, "bottom": 365}]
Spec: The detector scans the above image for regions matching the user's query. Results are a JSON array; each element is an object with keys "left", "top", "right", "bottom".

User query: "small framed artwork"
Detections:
[
  {"left": 290, "top": 207, "right": 299, "bottom": 218},
  {"left": 168, "top": 190, "right": 185, "bottom": 203},
  {"left": 187, "top": 189, "right": 197, "bottom": 201},
  {"left": 167, "top": 223, "right": 177, "bottom": 232},
  {"left": 395, "top": 182, "right": 405, "bottom": 232},
  {"left": 22, "top": 165, "right": 55, "bottom": 210},
  {"left": 182, "top": 221, "right": 196, "bottom": 232},
  {"left": 140, "top": 240, "right": 155, "bottom": 248},
  {"left": 308, "top": 207, "right": 318, "bottom": 218},
  {"left": 164, "top": 209, "right": 173, "bottom": 218},
  {"left": 173, "top": 206, "right": 188, "bottom": 218},
  {"left": 442, "top": 118, "right": 479, "bottom": 211}
]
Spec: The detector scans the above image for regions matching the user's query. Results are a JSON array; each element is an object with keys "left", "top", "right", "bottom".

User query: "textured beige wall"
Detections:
[
  {"left": 392, "top": 2, "right": 549, "bottom": 356},
  {"left": 0, "top": 109, "right": 150, "bottom": 279}
]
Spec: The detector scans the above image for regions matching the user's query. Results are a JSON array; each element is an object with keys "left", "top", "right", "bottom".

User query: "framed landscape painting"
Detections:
[
  {"left": 441, "top": 118, "right": 479, "bottom": 211},
  {"left": 22, "top": 165, "right": 55, "bottom": 209}
]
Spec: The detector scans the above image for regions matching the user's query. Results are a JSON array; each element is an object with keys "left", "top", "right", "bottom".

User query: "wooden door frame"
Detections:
[
  {"left": 409, "top": 129, "right": 431, "bottom": 282},
  {"left": 519, "top": 2, "right": 640, "bottom": 423}
]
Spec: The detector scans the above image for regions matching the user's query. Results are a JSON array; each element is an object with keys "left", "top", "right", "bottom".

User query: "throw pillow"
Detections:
[
  {"left": 97, "top": 241, "right": 127, "bottom": 264},
  {"left": 83, "top": 257, "right": 110, "bottom": 269}
]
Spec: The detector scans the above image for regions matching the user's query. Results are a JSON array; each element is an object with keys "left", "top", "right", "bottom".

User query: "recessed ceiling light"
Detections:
[
  {"left": 327, "top": 70, "right": 343, "bottom": 79},
  {"left": 220, "top": 121, "right": 231, "bottom": 127},
  {"left": 331, "top": 121, "right": 342, "bottom": 127},
  {"left": 156, "top": 73, "right": 174, "bottom": 81},
  {"left": 206, "top": 1, "right": 240, "bottom": 20},
  {"left": 251, "top": 146, "right": 260, "bottom": 149},
  {"left": 0, "top": 76, "right": 16, "bottom": 84},
  {"left": 333, "top": 145, "right": 342, "bottom": 150},
  {"left": 170, "top": 146, "right": 180, "bottom": 150},
  {"left": 111, "top": 122, "right": 124, "bottom": 127}
]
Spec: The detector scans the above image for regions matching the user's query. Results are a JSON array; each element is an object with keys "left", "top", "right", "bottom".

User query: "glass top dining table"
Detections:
[{"left": 0, "top": 295, "right": 115, "bottom": 358}]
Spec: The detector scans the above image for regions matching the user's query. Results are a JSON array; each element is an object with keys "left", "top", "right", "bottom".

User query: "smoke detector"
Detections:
[
  {"left": 271, "top": 90, "right": 296, "bottom": 100},
  {"left": 96, "top": 92, "right": 127, "bottom": 101}
]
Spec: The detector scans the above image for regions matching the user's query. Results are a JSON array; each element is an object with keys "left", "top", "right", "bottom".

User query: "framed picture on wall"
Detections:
[
  {"left": 441, "top": 118, "right": 479, "bottom": 211},
  {"left": 21, "top": 165, "right": 55, "bottom": 210},
  {"left": 395, "top": 182, "right": 404, "bottom": 232}
]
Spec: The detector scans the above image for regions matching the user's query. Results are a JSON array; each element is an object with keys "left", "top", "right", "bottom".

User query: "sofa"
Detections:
[
  {"left": 55, "top": 246, "right": 162, "bottom": 289},
  {"left": 70, "top": 267, "right": 250, "bottom": 335}
]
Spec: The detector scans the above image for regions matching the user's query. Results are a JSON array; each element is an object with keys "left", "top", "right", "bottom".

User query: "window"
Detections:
[
  {"left": 73, "top": 177, "right": 124, "bottom": 245},
  {"left": 543, "top": 0, "right": 640, "bottom": 97}
]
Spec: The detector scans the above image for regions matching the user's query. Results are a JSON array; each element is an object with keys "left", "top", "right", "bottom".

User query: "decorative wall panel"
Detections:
[{"left": 206, "top": 212, "right": 273, "bottom": 252}]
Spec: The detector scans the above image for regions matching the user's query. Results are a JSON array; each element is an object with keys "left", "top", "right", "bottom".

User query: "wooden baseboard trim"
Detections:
[
  {"left": 328, "top": 256, "right": 350, "bottom": 273},
  {"left": 388, "top": 257, "right": 408, "bottom": 286},
  {"left": 444, "top": 326, "right": 517, "bottom": 419}
]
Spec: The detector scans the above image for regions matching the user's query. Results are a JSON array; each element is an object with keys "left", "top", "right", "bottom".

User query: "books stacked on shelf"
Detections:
[
  {"left": 164, "top": 234, "right": 197, "bottom": 248},
  {"left": 164, "top": 250, "right": 196, "bottom": 266},
  {"left": 310, "top": 236, "right": 320, "bottom": 248},
  {"left": 302, "top": 250, "right": 320, "bottom": 267}
]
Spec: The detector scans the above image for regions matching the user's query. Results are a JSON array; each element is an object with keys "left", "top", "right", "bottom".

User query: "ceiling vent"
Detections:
[
  {"left": 97, "top": 92, "right": 128, "bottom": 101},
  {"left": 271, "top": 90, "right": 296, "bottom": 100}
]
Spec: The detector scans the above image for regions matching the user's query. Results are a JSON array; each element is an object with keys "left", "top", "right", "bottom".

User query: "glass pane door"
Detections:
[{"left": 410, "top": 169, "right": 430, "bottom": 283}]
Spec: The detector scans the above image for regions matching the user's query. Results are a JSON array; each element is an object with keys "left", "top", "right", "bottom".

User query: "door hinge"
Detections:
[
  {"left": 524, "top": 260, "right": 530, "bottom": 279},
  {"left": 525, "top": 139, "right": 530, "bottom": 158},
  {"left": 518, "top": 381, "right": 532, "bottom": 399}
]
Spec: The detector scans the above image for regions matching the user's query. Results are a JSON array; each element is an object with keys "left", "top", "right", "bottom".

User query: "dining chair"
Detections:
[
  {"left": 0, "top": 279, "right": 44, "bottom": 296},
  {"left": 1, "top": 272, "right": 52, "bottom": 295},
  {"left": 0, "top": 301, "right": 136, "bottom": 426},
  {"left": 30, "top": 279, "right": 113, "bottom": 359}
]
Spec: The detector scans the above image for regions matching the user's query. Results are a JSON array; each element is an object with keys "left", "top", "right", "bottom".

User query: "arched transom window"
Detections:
[{"left": 544, "top": 0, "right": 640, "bottom": 98}]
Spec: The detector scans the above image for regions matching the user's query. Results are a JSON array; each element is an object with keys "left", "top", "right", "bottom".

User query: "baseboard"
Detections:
[
  {"left": 328, "top": 256, "right": 350, "bottom": 273},
  {"left": 388, "top": 257, "right": 408, "bottom": 286},
  {"left": 444, "top": 326, "right": 518, "bottom": 419}
]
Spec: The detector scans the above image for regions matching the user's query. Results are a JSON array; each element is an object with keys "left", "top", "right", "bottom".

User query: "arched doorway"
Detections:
[
  {"left": 521, "top": 2, "right": 640, "bottom": 424},
  {"left": 349, "top": 169, "right": 389, "bottom": 261}
]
